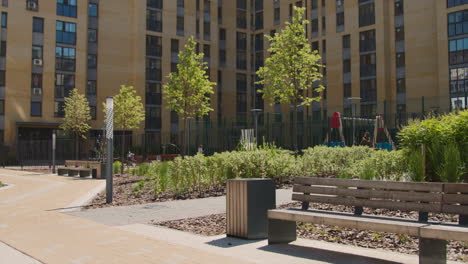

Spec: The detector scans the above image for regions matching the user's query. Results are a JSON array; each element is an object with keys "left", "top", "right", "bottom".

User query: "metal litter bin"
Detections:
[{"left": 226, "top": 179, "right": 275, "bottom": 239}]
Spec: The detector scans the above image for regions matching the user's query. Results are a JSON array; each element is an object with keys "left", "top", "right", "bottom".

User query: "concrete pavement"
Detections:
[
  {"left": 0, "top": 169, "right": 251, "bottom": 264},
  {"left": 1, "top": 169, "right": 461, "bottom": 264}
]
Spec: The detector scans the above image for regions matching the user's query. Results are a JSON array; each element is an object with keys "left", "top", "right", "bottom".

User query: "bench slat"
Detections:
[
  {"left": 444, "top": 183, "right": 468, "bottom": 194},
  {"left": 443, "top": 194, "right": 468, "bottom": 204},
  {"left": 268, "top": 209, "right": 425, "bottom": 237},
  {"left": 294, "top": 177, "right": 443, "bottom": 192},
  {"left": 441, "top": 204, "right": 468, "bottom": 215},
  {"left": 293, "top": 185, "right": 442, "bottom": 203},
  {"left": 292, "top": 193, "right": 442, "bottom": 213}
]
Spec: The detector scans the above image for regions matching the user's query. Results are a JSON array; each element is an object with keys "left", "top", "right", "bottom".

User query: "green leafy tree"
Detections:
[
  {"left": 60, "top": 88, "right": 91, "bottom": 159},
  {"left": 163, "top": 36, "right": 215, "bottom": 156},
  {"left": 257, "top": 6, "right": 324, "bottom": 151},
  {"left": 104, "top": 85, "right": 145, "bottom": 173}
]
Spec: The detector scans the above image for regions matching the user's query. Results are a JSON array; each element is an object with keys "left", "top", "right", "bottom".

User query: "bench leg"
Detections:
[
  {"left": 419, "top": 238, "right": 446, "bottom": 264},
  {"left": 268, "top": 219, "right": 296, "bottom": 245}
]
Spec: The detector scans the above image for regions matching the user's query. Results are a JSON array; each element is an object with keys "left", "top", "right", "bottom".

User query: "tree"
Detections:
[
  {"left": 104, "top": 85, "right": 145, "bottom": 173},
  {"left": 60, "top": 88, "right": 91, "bottom": 159},
  {"left": 163, "top": 36, "right": 215, "bottom": 156},
  {"left": 257, "top": 6, "right": 324, "bottom": 152}
]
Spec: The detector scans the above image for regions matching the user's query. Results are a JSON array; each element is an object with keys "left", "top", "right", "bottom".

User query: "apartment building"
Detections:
[{"left": 0, "top": 0, "right": 465, "bottom": 148}]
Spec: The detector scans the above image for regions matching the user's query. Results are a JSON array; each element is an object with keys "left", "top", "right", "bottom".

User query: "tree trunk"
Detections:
[
  {"left": 181, "top": 115, "right": 187, "bottom": 157},
  {"left": 293, "top": 103, "right": 298, "bottom": 152},
  {"left": 121, "top": 130, "right": 126, "bottom": 175},
  {"left": 74, "top": 133, "right": 79, "bottom": 160}
]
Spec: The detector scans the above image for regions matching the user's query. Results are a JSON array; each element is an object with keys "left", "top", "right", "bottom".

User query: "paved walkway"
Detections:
[
  {"left": 1, "top": 169, "right": 460, "bottom": 264},
  {"left": 68, "top": 188, "right": 293, "bottom": 226},
  {"left": 0, "top": 169, "right": 250, "bottom": 264}
]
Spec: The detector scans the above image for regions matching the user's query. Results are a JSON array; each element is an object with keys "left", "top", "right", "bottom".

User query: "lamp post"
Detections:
[
  {"left": 52, "top": 130, "right": 56, "bottom": 174},
  {"left": 105, "top": 97, "right": 114, "bottom": 204},
  {"left": 251, "top": 109, "right": 263, "bottom": 144},
  {"left": 346, "top": 97, "right": 361, "bottom": 145}
]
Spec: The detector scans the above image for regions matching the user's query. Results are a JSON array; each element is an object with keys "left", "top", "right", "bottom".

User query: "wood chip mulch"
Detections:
[{"left": 154, "top": 202, "right": 468, "bottom": 262}]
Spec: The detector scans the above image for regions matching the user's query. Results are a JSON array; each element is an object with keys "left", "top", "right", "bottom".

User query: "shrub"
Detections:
[
  {"left": 398, "top": 110, "right": 468, "bottom": 182},
  {"left": 348, "top": 150, "right": 408, "bottom": 181},
  {"left": 113, "top": 161, "right": 122, "bottom": 174},
  {"left": 301, "top": 146, "right": 374, "bottom": 178}
]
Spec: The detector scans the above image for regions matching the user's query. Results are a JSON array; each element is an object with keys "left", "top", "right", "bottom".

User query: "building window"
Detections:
[
  {"left": 87, "top": 80, "right": 96, "bottom": 95},
  {"left": 55, "top": 46, "right": 75, "bottom": 71},
  {"left": 236, "top": 32, "right": 247, "bottom": 70},
  {"left": 395, "top": 26, "right": 405, "bottom": 41},
  {"left": 146, "top": 35, "right": 162, "bottom": 57},
  {"left": 55, "top": 73, "right": 75, "bottom": 98},
  {"left": 147, "top": 0, "right": 163, "bottom": 9},
  {"left": 448, "top": 10, "right": 468, "bottom": 37},
  {"left": 360, "top": 53, "right": 376, "bottom": 78},
  {"left": 218, "top": 0, "right": 223, "bottom": 24},
  {"left": 56, "top": 21, "right": 76, "bottom": 45},
  {"left": 145, "top": 107, "right": 162, "bottom": 130},
  {"left": 395, "top": 0, "right": 404, "bottom": 16},
  {"left": 312, "top": 41, "right": 319, "bottom": 51},
  {"left": 236, "top": 73, "right": 247, "bottom": 113},
  {"left": 147, "top": 9, "right": 162, "bottom": 32},
  {"left": 26, "top": 0, "right": 38, "bottom": 11},
  {"left": 88, "top": 54, "right": 97, "bottom": 69},
  {"left": 32, "top": 45, "right": 43, "bottom": 60},
  {"left": 31, "top": 102, "right": 41, "bottom": 117},
  {"left": 0, "top": 70, "right": 5, "bottom": 86},
  {"left": 360, "top": 79, "right": 377, "bottom": 102},
  {"left": 0, "top": 100, "right": 4, "bottom": 115},
  {"left": 311, "top": 0, "right": 318, "bottom": 9},
  {"left": 322, "top": 16, "right": 326, "bottom": 33},
  {"left": 146, "top": 82, "right": 162, "bottom": 105},
  {"left": 360, "top": 29, "right": 376, "bottom": 52},
  {"left": 397, "top": 78, "right": 406, "bottom": 93},
  {"left": 89, "top": 3, "right": 98, "bottom": 17},
  {"left": 219, "top": 28, "right": 226, "bottom": 67},
  {"left": 343, "top": 34, "right": 351, "bottom": 49},
  {"left": 237, "top": 0, "right": 247, "bottom": 29},
  {"left": 177, "top": 0, "right": 184, "bottom": 36},
  {"left": 359, "top": 2, "right": 375, "bottom": 27},
  {"left": 57, "top": 0, "right": 77, "bottom": 18},
  {"left": 449, "top": 37, "right": 468, "bottom": 65},
  {"left": 396, "top": 52, "right": 405, "bottom": 68},
  {"left": 0, "top": 41, "right": 6, "bottom": 57},
  {"left": 274, "top": 1, "right": 280, "bottom": 25},
  {"left": 343, "top": 59, "right": 351, "bottom": 73},
  {"left": 1, "top": 12, "right": 7, "bottom": 28},
  {"left": 88, "top": 29, "right": 97, "bottom": 43},
  {"left": 448, "top": 0, "right": 468, "bottom": 8},
  {"left": 450, "top": 67, "right": 468, "bottom": 94},
  {"left": 146, "top": 58, "right": 162, "bottom": 81},
  {"left": 54, "top": 101, "right": 65, "bottom": 117},
  {"left": 2, "top": 0, "right": 7, "bottom": 7},
  {"left": 33, "top": 17, "right": 44, "bottom": 33},
  {"left": 344, "top": 83, "right": 351, "bottom": 98},
  {"left": 336, "top": 12, "right": 344, "bottom": 30},
  {"left": 311, "top": 19, "right": 319, "bottom": 35}
]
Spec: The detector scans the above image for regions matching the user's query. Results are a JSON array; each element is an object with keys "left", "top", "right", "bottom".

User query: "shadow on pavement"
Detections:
[
  {"left": 258, "top": 243, "right": 404, "bottom": 264},
  {"left": 206, "top": 237, "right": 263, "bottom": 248}
]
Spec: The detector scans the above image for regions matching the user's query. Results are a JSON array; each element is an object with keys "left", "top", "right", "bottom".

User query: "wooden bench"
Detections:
[
  {"left": 60, "top": 160, "right": 103, "bottom": 179},
  {"left": 268, "top": 177, "right": 468, "bottom": 264}
]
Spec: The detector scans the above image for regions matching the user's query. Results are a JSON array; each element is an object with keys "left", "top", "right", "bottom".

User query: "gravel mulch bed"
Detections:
[
  {"left": 154, "top": 202, "right": 468, "bottom": 262},
  {"left": 86, "top": 174, "right": 226, "bottom": 209},
  {"left": 86, "top": 175, "right": 292, "bottom": 209}
]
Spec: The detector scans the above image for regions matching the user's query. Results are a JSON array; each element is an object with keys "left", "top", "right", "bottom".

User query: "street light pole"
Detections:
[
  {"left": 105, "top": 97, "right": 114, "bottom": 204},
  {"left": 52, "top": 130, "right": 56, "bottom": 174},
  {"left": 251, "top": 109, "right": 263, "bottom": 145},
  {"left": 346, "top": 97, "right": 361, "bottom": 145}
]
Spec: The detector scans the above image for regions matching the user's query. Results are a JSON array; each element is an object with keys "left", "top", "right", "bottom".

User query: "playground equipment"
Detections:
[
  {"left": 323, "top": 112, "right": 346, "bottom": 147},
  {"left": 372, "top": 115, "right": 395, "bottom": 151}
]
